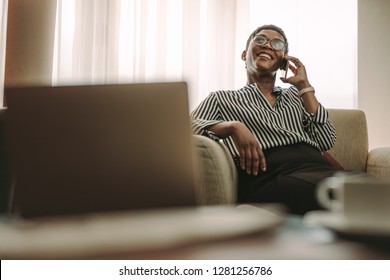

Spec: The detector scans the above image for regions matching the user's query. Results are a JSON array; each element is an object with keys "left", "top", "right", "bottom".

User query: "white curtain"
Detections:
[
  {"left": 53, "top": 0, "right": 247, "bottom": 108},
  {"left": 52, "top": 0, "right": 357, "bottom": 110}
]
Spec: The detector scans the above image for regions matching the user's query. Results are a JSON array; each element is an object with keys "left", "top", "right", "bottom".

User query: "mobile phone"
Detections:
[{"left": 279, "top": 59, "right": 289, "bottom": 79}]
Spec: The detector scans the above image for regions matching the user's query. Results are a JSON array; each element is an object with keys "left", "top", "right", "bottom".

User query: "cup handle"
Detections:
[{"left": 316, "top": 177, "right": 342, "bottom": 211}]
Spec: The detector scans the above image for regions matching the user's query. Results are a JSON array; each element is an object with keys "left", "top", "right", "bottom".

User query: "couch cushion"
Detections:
[
  {"left": 328, "top": 109, "right": 368, "bottom": 172},
  {"left": 367, "top": 147, "right": 390, "bottom": 178}
]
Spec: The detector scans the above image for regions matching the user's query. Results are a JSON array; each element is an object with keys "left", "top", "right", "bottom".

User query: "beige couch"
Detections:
[
  {"left": 2, "top": 108, "right": 390, "bottom": 212},
  {"left": 193, "top": 109, "right": 390, "bottom": 205}
]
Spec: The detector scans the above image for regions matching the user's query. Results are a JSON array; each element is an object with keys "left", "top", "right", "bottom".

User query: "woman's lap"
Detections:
[{"left": 236, "top": 143, "right": 339, "bottom": 214}]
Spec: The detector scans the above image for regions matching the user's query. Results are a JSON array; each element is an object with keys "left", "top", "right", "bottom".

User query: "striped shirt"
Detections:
[{"left": 190, "top": 83, "right": 336, "bottom": 158}]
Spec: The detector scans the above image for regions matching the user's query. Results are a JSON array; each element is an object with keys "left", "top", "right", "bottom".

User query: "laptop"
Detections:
[{"left": 5, "top": 82, "right": 197, "bottom": 218}]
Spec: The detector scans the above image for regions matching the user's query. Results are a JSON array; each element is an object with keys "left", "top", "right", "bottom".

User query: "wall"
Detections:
[{"left": 358, "top": 0, "right": 390, "bottom": 149}]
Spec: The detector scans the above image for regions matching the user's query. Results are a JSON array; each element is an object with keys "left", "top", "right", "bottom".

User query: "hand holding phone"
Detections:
[
  {"left": 279, "top": 55, "right": 311, "bottom": 89},
  {"left": 279, "top": 59, "right": 289, "bottom": 79}
]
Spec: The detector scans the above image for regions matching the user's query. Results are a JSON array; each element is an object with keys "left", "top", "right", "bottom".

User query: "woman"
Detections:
[{"left": 190, "top": 24, "right": 339, "bottom": 214}]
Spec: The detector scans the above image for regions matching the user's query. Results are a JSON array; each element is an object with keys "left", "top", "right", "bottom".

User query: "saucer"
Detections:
[{"left": 304, "top": 210, "right": 390, "bottom": 237}]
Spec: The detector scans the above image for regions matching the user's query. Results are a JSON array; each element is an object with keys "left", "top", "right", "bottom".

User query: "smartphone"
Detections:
[{"left": 279, "top": 59, "right": 289, "bottom": 79}]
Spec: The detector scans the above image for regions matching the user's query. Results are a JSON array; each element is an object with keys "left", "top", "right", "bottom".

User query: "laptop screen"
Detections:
[{"left": 5, "top": 82, "right": 196, "bottom": 218}]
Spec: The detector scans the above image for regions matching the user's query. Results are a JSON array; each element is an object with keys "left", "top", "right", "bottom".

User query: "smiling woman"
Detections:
[{"left": 190, "top": 23, "right": 341, "bottom": 214}]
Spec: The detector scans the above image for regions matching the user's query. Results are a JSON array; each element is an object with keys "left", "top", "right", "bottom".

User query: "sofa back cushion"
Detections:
[{"left": 328, "top": 109, "right": 368, "bottom": 172}]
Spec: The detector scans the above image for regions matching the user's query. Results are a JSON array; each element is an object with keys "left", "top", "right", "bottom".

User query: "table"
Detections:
[
  {"left": 1, "top": 206, "right": 389, "bottom": 259},
  {"left": 108, "top": 216, "right": 390, "bottom": 260}
]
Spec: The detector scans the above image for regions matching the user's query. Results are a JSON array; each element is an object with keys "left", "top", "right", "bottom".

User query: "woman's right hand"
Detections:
[{"left": 209, "top": 121, "right": 266, "bottom": 175}]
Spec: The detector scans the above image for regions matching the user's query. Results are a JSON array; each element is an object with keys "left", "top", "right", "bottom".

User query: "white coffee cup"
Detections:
[{"left": 316, "top": 172, "right": 390, "bottom": 225}]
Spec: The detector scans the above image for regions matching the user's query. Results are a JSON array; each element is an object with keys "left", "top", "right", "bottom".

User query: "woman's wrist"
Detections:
[
  {"left": 298, "top": 87, "right": 315, "bottom": 98},
  {"left": 227, "top": 121, "right": 242, "bottom": 136},
  {"left": 296, "top": 81, "right": 312, "bottom": 91},
  {"left": 209, "top": 121, "right": 241, "bottom": 139}
]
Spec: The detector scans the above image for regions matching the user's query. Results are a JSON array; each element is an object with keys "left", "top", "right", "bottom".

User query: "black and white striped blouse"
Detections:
[{"left": 190, "top": 83, "right": 336, "bottom": 158}]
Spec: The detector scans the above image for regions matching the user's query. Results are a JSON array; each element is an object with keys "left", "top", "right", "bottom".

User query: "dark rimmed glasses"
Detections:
[{"left": 252, "top": 35, "right": 285, "bottom": 51}]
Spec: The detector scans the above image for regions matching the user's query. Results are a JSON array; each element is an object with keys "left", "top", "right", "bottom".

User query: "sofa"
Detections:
[
  {"left": 1, "top": 108, "right": 390, "bottom": 212},
  {"left": 193, "top": 109, "right": 390, "bottom": 205}
]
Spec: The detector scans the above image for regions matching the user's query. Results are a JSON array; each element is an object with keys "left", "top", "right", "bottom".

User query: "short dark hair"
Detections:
[{"left": 245, "top": 24, "right": 289, "bottom": 54}]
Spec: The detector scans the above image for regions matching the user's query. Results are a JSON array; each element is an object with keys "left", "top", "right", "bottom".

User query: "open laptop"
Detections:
[{"left": 5, "top": 82, "right": 197, "bottom": 219}]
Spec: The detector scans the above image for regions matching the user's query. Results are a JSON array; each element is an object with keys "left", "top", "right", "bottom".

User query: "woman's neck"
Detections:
[{"left": 247, "top": 73, "right": 276, "bottom": 96}]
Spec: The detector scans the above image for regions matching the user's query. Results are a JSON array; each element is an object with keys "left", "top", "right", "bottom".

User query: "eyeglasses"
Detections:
[{"left": 252, "top": 35, "right": 285, "bottom": 51}]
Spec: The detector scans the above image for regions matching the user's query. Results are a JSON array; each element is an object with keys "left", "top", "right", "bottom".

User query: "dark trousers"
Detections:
[{"left": 236, "top": 143, "right": 339, "bottom": 215}]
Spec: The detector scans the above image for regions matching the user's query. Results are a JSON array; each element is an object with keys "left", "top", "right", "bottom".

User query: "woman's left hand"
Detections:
[{"left": 280, "top": 55, "right": 311, "bottom": 90}]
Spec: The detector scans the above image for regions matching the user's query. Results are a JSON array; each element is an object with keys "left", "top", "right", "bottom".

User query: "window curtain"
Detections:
[{"left": 53, "top": 0, "right": 248, "bottom": 108}]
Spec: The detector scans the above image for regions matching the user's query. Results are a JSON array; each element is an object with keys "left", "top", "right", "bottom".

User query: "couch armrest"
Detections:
[
  {"left": 366, "top": 147, "right": 390, "bottom": 179},
  {"left": 192, "top": 135, "right": 237, "bottom": 205}
]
